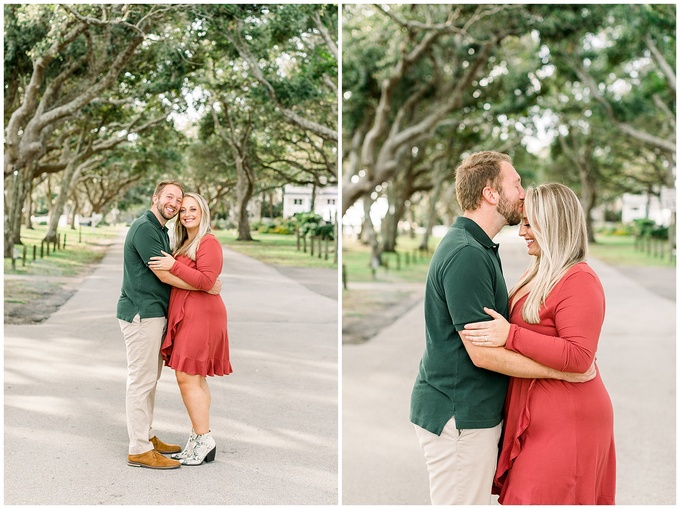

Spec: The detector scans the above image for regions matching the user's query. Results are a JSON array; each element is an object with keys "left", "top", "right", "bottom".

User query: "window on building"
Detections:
[
  {"left": 327, "top": 199, "right": 336, "bottom": 205},
  {"left": 293, "top": 198, "right": 303, "bottom": 205}
]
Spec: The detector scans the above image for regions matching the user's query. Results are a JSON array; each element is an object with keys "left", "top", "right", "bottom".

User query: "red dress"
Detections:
[
  {"left": 494, "top": 262, "right": 616, "bottom": 504},
  {"left": 161, "top": 233, "right": 232, "bottom": 377}
]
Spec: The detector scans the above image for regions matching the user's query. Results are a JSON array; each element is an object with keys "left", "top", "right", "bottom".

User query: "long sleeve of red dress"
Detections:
[
  {"left": 494, "top": 263, "right": 615, "bottom": 505},
  {"left": 161, "top": 233, "right": 231, "bottom": 377},
  {"left": 169, "top": 234, "right": 222, "bottom": 291},
  {"left": 505, "top": 266, "right": 605, "bottom": 373}
]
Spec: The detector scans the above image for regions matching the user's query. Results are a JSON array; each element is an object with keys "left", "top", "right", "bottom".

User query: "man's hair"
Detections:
[
  {"left": 454, "top": 151, "right": 511, "bottom": 212},
  {"left": 154, "top": 180, "right": 185, "bottom": 198}
]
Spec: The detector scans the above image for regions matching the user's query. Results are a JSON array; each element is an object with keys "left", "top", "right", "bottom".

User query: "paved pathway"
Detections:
[
  {"left": 343, "top": 227, "right": 676, "bottom": 505},
  {"left": 5, "top": 230, "right": 338, "bottom": 505}
]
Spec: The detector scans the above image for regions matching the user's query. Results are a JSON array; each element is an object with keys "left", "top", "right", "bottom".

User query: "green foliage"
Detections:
[
  {"left": 252, "top": 217, "right": 297, "bottom": 235},
  {"left": 633, "top": 219, "right": 669, "bottom": 240},
  {"left": 293, "top": 212, "right": 334, "bottom": 240},
  {"left": 597, "top": 223, "right": 635, "bottom": 236}
]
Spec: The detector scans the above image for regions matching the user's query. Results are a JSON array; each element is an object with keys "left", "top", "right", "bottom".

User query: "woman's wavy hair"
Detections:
[
  {"left": 171, "top": 192, "right": 211, "bottom": 261},
  {"left": 509, "top": 183, "right": 588, "bottom": 324}
]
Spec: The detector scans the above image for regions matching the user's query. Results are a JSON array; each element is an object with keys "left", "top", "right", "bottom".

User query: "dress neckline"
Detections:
[{"left": 509, "top": 291, "right": 529, "bottom": 317}]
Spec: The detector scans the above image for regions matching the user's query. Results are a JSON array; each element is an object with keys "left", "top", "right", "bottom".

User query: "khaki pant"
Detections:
[
  {"left": 414, "top": 416, "right": 502, "bottom": 505},
  {"left": 118, "top": 314, "right": 166, "bottom": 455}
]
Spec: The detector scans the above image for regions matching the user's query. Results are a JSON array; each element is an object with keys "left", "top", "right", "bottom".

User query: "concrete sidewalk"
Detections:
[
  {"left": 342, "top": 227, "right": 675, "bottom": 505},
  {"left": 5, "top": 230, "right": 338, "bottom": 505}
]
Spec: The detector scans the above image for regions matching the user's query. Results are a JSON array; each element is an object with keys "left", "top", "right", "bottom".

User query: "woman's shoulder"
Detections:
[
  {"left": 558, "top": 261, "right": 603, "bottom": 293},
  {"left": 198, "top": 233, "right": 221, "bottom": 251},
  {"left": 566, "top": 261, "right": 598, "bottom": 278},
  {"left": 199, "top": 232, "right": 219, "bottom": 243}
]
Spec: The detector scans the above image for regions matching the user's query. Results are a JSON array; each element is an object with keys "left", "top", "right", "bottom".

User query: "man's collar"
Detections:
[
  {"left": 454, "top": 216, "right": 499, "bottom": 249},
  {"left": 146, "top": 210, "right": 168, "bottom": 232}
]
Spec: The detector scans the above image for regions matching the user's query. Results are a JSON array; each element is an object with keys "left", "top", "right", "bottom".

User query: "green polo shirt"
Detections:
[
  {"left": 410, "top": 216, "right": 510, "bottom": 435},
  {"left": 116, "top": 210, "right": 172, "bottom": 322}
]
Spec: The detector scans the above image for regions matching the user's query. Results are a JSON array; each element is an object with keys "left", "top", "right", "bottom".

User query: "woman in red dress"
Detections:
[
  {"left": 460, "top": 183, "right": 616, "bottom": 504},
  {"left": 149, "top": 192, "right": 232, "bottom": 466}
]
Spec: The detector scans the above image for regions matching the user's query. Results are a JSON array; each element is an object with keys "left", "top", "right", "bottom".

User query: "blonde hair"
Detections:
[
  {"left": 172, "top": 193, "right": 212, "bottom": 261},
  {"left": 509, "top": 183, "right": 588, "bottom": 324},
  {"left": 455, "top": 151, "right": 511, "bottom": 211}
]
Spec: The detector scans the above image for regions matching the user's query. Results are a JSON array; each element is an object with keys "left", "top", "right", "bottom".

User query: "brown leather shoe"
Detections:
[
  {"left": 150, "top": 436, "right": 182, "bottom": 454},
  {"left": 128, "top": 449, "right": 180, "bottom": 469}
]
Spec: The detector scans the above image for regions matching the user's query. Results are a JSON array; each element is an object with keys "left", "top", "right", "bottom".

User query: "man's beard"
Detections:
[
  {"left": 157, "top": 201, "right": 178, "bottom": 221},
  {"left": 498, "top": 193, "right": 522, "bottom": 226}
]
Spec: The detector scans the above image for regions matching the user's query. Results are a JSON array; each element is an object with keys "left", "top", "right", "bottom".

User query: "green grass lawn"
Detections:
[
  {"left": 342, "top": 235, "right": 441, "bottom": 285},
  {"left": 212, "top": 229, "right": 337, "bottom": 269},
  {"left": 590, "top": 234, "right": 675, "bottom": 267},
  {"left": 4, "top": 224, "right": 122, "bottom": 276}
]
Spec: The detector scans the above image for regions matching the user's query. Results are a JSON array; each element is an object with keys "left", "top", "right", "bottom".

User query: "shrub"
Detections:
[
  {"left": 633, "top": 218, "right": 656, "bottom": 237},
  {"left": 273, "top": 225, "right": 292, "bottom": 234},
  {"left": 651, "top": 226, "right": 669, "bottom": 240},
  {"left": 292, "top": 212, "right": 335, "bottom": 240}
]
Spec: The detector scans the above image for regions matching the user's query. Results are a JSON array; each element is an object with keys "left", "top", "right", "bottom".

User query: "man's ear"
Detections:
[{"left": 482, "top": 186, "right": 498, "bottom": 205}]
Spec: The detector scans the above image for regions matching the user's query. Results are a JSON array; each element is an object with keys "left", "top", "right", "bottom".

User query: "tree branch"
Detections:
[
  {"left": 572, "top": 58, "right": 676, "bottom": 154},
  {"left": 644, "top": 32, "right": 676, "bottom": 95},
  {"left": 312, "top": 11, "right": 338, "bottom": 61}
]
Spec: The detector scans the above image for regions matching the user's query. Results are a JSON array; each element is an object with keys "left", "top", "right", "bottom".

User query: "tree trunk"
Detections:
[
  {"left": 578, "top": 165, "right": 598, "bottom": 244},
  {"left": 310, "top": 183, "right": 317, "bottom": 213},
  {"left": 44, "top": 159, "right": 83, "bottom": 243},
  {"left": 420, "top": 178, "right": 444, "bottom": 251},
  {"left": 235, "top": 160, "right": 254, "bottom": 241},
  {"left": 365, "top": 215, "right": 382, "bottom": 271},
  {"left": 24, "top": 181, "right": 34, "bottom": 229},
  {"left": 359, "top": 197, "right": 375, "bottom": 245},
  {"left": 70, "top": 192, "right": 79, "bottom": 230},
  {"left": 381, "top": 188, "right": 407, "bottom": 253},
  {"left": 333, "top": 212, "right": 338, "bottom": 265},
  {"left": 5, "top": 165, "right": 33, "bottom": 257}
]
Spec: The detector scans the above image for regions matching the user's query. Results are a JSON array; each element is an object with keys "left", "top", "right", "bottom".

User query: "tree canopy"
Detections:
[
  {"left": 4, "top": 4, "right": 338, "bottom": 256},
  {"left": 342, "top": 4, "right": 675, "bottom": 251}
]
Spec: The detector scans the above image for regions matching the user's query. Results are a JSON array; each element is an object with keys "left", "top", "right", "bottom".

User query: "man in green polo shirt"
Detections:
[
  {"left": 410, "top": 152, "right": 594, "bottom": 504},
  {"left": 117, "top": 179, "right": 221, "bottom": 470}
]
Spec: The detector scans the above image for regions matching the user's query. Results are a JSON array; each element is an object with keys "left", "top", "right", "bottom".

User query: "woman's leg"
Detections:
[{"left": 175, "top": 370, "right": 211, "bottom": 434}]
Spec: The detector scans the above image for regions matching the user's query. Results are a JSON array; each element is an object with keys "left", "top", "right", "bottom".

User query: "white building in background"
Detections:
[
  {"left": 620, "top": 187, "right": 675, "bottom": 226},
  {"left": 282, "top": 184, "right": 338, "bottom": 222}
]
